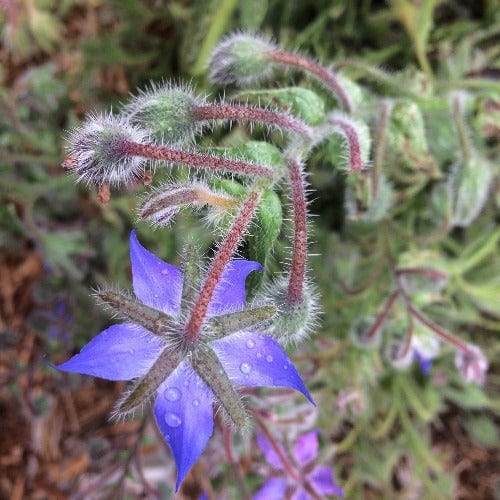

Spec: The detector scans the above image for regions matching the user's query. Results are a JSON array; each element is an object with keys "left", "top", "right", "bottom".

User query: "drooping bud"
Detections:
[
  {"left": 264, "top": 279, "right": 319, "bottom": 344},
  {"left": 345, "top": 171, "right": 393, "bottom": 222},
  {"left": 349, "top": 315, "right": 384, "bottom": 349},
  {"left": 95, "top": 288, "right": 174, "bottom": 337},
  {"left": 447, "top": 157, "right": 493, "bottom": 228},
  {"left": 386, "top": 101, "right": 439, "bottom": 176},
  {"left": 455, "top": 344, "right": 488, "bottom": 385},
  {"left": 208, "top": 32, "right": 277, "bottom": 86},
  {"left": 123, "top": 82, "right": 202, "bottom": 146},
  {"left": 326, "top": 113, "right": 371, "bottom": 172},
  {"left": 64, "top": 113, "right": 149, "bottom": 186},
  {"left": 139, "top": 181, "right": 238, "bottom": 227}
]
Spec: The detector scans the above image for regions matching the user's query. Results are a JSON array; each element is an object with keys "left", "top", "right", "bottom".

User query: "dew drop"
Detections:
[
  {"left": 266, "top": 355, "right": 273, "bottom": 363},
  {"left": 240, "top": 363, "right": 251, "bottom": 374},
  {"left": 246, "top": 339, "right": 255, "bottom": 349},
  {"left": 165, "top": 412, "right": 182, "bottom": 427},
  {"left": 283, "top": 364, "right": 288, "bottom": 370},
  {"left": 164, "top": 387, "right": 181, "bottom": 402},
  {"left": 161, "top": 269, "right": 169, "bottom": 275},
  {"left": 192, "top": 399, "right": 200, "bottom": 407},
  {"left": 256, "top": 352, "right": 262, "bottom": 358}
]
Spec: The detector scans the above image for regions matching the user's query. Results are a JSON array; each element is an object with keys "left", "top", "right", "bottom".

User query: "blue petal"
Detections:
[
  {"left": 154, "top": 360, "right": 214, "bottom": 491},
  {"left": 207, "top": 259, "right": 262, "bottom": 315},
  {"left": 253, "top": 477, "right": 287, "bottom": 500},
  {"left": 293, "top": 431, "right": 319, "bottom": 466},
  {"left": 308, "top": 466, "right": 343, "bottom": 496},
  {"left": 130, "top": 229, "right": 183, "bottom": 315},
  {"left": 256, "top": 434, "right": 286, "bottom": 470},
  {"left": 55, "top": 323, "right": 164, "bottom": 381},
  {"left": 212, "top": 332, "right": 314, "bottom": 404}
]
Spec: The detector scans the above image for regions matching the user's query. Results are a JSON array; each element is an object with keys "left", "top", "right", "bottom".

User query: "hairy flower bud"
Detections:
[
  {"left": 263, "top": 279, "right": 319, "bottom": 344},
  {"left": 63, "top": 114, "right": 149, "bottom": 186},
  {"left": 123, "top": 82, "right": 202, "bottom": 146},
  {"left": 139, "top": 181, "right": 238, "bottom": 227},
  {"left": 448, "top": 157, "right": 492, "bottom": 227},
  {"left": 386, "top": 101, "right": 438, "bottom": 174},
  {"left": 208, "top": 32, "right": 277, "bottom": 86},
  {"left": 345, "top": 172, "right": 393, "bottom": 222},
  {"left": 455, "top": 344, "right": 488, "bottom": 385}
]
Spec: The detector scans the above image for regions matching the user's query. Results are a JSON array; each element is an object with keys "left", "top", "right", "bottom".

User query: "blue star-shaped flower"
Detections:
[{"left": 54, "top": 230, "right": 313, "bottom": 490}]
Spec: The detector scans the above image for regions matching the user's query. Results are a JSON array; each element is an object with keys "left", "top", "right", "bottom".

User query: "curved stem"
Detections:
[
  {"left": 193, "top": 104, "right": 312, "bottom": 139},
  {"left": 268, "top": 50, "right": 352, "bottom": 112}
]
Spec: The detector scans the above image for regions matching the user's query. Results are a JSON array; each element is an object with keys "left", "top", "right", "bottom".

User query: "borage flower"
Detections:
[
  {"left": 255, "top": 431, "right": 343, "bottom": 499},
  {"left": 53, "top": 230, "right": 313, "bottom": 490}
]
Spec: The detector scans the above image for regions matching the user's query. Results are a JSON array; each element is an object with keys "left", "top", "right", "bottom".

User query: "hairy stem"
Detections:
[
  {"left": 193, "top": 103, "right": 312, "bottom": 139},
  {"left": 268, "top": 49, "right": 352, "bottom": 112},
  {"left": 184, "top": 190, "right": 261, "bottom": 343},
  {"left": 286, "top": 158, "right": 308, "bottom": 306},
  {"left": 123, "top": 141, "right": 274, "bottom": 179}
]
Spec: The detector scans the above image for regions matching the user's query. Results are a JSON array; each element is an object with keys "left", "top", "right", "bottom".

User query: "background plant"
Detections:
[{"left": 0, "top": 1, "right": 498, "bottom": 498}]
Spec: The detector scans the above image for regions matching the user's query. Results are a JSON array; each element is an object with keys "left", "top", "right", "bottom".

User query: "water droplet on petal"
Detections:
[
  {"left": 256, "top": 352, "right": 262, "bottom": 358},
  {"left": 266, "top": 355, "right": 273, "bottom": 363},
  {"left": 192, "top": 399, "right": 200, "bottom": 407},
  {"left": 283, "top": 364, "right": 288, "bottom": 370},
  {"left": 165, "top": 412, "right": 182, "bottom": 427},
  {"left": 240, "top": 363, "right": 251, "bottom": 374},
  {"left": 161, "top": 269, "right": 169, "bottom": 275},
  {"left": 164, "top": 387, "right": 181, "bottom": 402},
  {"left": 246, "top": 339, "right": 255, "bottom": 349}
]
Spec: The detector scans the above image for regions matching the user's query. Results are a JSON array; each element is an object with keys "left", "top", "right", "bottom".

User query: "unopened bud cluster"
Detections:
[{"left": 62, "top": 31, "right": 492, "bottom": 449}]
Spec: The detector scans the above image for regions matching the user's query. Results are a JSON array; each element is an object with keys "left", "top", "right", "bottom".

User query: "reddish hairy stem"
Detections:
[
  {"left": 184, "top": 191, "right": 261, "bottom": 343},
  {"left": 193, "top": 104, "right": 312, "bottom": 139},
  {"left": 407, "top": 303, "right": 470, "bottom": 352},
  {"left": 268, "top": 50, "right": 352, "bottom": 112},
  {"left": 286, "top": 158, "right": 308, "bottom": 306},
  {"left": 329, "top": 116, "right": 363, "bottom": 172},
  {"left": 123, "top": 141, "right": 273, "bottom": 179},
  {"left": 362, "top": 290, "right": 399, "bottom": 341},
  {"left": 251, "top": 411, "right": 300, "bottom": 482},
  {"left": 396, "top": 267, "right": 448, "bottom": 282}
]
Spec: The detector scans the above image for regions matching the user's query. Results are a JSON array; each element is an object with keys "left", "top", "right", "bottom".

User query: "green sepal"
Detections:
[
  {"left": 180, "top": 244, "right": 202, "bottom": 314},
  {"left": 207, "top": 305, "right": 277, "bottom": 339},
  {"left": 95, "top": 289, "right": 174, "bottom": 337},
  {"left": 114, "top": 348, "right": 181, "bottom": 416},
  {"left": 191, "top": 345, "right": 247, "bottom": 429}
]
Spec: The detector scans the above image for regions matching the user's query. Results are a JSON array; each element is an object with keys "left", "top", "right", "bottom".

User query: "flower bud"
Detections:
[
  {"left": 455, "top": 344, "right": 488, "bottom": 385},
  {"left": 64, "top": 114, "right": 148, "bottom": 186},
  {"left": 386, "top": 101, "right": 438, "bottom": 174},
  {"left": 345, "top": 172, "right": 393, "bottom": 222},
  {"left": 123, "top": 82, "right": 202, "bottom": 146},
  {"left": 349, "top": 315, "right": 384, "bottom": 349},
  {"left": 263, "top": 279, "right": 319, "bottom": 344},
  {"left": 448, "top": 157, "right": 492, "bottom": 227},
  {"left": 208, "top": 32, "right": 277, "bottom": 86},
  {"left": 139, "top": 181, "right": 238, "bottom": 227}
]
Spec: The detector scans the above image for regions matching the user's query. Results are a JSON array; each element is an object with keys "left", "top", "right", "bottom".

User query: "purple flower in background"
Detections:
[
  {"left": 53, "top": 230, "right": 313, "bottom": 490},
  {"left": 255, "top": 431, "right": 343, "bottom": 499},
  {"left": 413, "top": 350, "right": 432, "bottom": 376}
]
